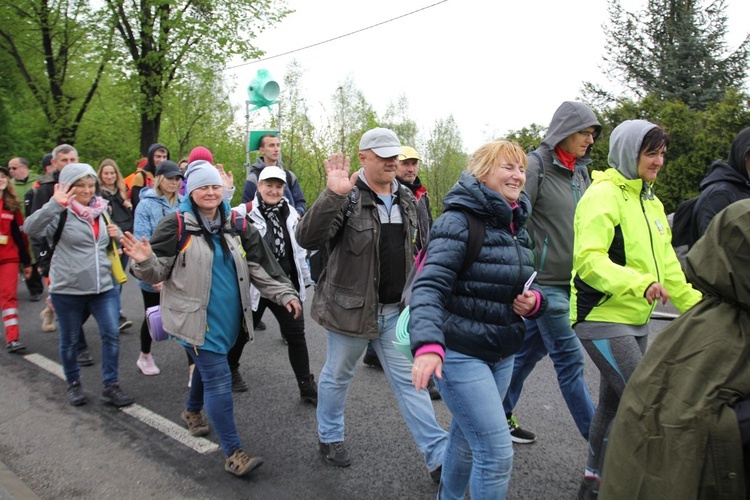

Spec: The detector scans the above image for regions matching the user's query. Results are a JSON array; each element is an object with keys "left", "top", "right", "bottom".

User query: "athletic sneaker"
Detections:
[
  {"left": 67, "top": 381, "right": 87, "bottom": 406},
  {"left": 508, "top": 414, "right": 537, "bottom": 444},
  {"left": 319, "top": 440, "right": 351, "bottom": 467},
  {"left": 136, "top": 353, "right": 160, "bottom": 375},
  {"left": 118, "top": 315, "right": 133, "bottom": 332},
  {"left": 6, "top": 341, "right": 26, "bottom": 353},
  {"left": 100, "top": 383, "right": 134, "bottom": 407}
]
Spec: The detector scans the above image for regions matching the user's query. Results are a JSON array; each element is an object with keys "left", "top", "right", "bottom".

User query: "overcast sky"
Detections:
[{"left": 225, "top": 0, "right": 750, "bottom": 154}]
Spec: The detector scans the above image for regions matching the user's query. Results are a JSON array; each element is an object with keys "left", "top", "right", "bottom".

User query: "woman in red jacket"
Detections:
[{"left": 0, "top": 165, "right": 32, "bottom": 352}]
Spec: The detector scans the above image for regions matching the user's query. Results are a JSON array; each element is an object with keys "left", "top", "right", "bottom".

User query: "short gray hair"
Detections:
[{"left": 52, "top": 144, "right": 78, "bottom": 159}]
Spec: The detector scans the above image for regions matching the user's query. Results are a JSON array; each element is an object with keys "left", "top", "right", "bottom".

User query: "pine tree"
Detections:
[{"left": 586, "top": 0, "right": 749, "bottom": 110}]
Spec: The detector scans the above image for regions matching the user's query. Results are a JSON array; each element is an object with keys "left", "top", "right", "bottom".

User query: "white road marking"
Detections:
[{"left": 23, "top": 353, "right": 219, "bottom": 455}]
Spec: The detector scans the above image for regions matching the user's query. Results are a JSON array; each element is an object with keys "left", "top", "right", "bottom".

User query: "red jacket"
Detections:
[{"left": 0, "top": 200, "right": 31, "bottom": 266}]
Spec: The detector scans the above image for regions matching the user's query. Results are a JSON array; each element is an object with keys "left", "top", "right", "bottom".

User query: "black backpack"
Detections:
[
  {"left": 36, "top": 211, "right": 68, "bottom": 277},
  {"left": 671, "top": 196, "right": 699, "bottom": 248},
  {"left": 400, "top": 209, "right": 485, "bottom": 308}
]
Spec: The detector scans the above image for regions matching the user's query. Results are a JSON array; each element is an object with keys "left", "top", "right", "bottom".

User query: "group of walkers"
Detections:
[{"left": 2, "top": 102, "right": 749, "bottom": 497}]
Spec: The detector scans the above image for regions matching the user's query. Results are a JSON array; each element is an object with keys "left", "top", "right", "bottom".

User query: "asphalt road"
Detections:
[{"left": 0, "top": 275, "right": 675, "bottom": 499}]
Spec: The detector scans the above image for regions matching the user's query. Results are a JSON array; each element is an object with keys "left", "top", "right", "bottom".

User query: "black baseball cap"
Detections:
[{"left": 155, "top": 160, "right": 183, "bottom": 179}]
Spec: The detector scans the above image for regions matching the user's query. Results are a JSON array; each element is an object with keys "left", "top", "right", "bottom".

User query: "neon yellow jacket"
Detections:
[{"left": 570, "top": 168, "right": 701, "bottom": 326}]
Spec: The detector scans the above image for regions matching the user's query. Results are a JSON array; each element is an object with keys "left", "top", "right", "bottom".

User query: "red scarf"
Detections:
[{"left": 554, "top": 146, "right": 577, "bottom": 172}]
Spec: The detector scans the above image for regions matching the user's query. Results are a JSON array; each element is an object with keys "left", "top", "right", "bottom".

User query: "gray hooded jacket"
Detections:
[{"left": 525, "top": 101, "right": 601, "bottom": 285}]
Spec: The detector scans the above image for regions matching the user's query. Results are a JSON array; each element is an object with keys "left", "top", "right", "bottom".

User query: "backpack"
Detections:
[
  {"left": 529, "top": 150, "right": 547, "bottom": 193},
  {"left": 670, "top": 196, "right": 699, "bottom": 248},
  {"left": 400, "top": 208, "right": 486, "bottom": 308},
  {"left": 308, "top": 187, "right": 359, "bottom": 283},
  {"left": 36, "top": 210, "right": 68, "bottom": 277}
]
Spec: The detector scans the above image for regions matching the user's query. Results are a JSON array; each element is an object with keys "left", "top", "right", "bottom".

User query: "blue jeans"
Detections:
[
  {"left": 317, "top": 307, "right": 447, "bottom": 472},
  {"left": 438, "top": 350, "right": 515, "bottom": 500},
  {"left": 51, "top": 288, "right": 120, "bottom": 386},
  {"left": 503, "top": 285, "right": 594, "bottom": 438},
  {"left": 185, "top": 347, "right": 241, "bottom": 457}
]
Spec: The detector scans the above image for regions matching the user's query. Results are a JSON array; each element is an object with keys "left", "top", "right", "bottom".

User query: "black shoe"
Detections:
[
  {"left": 298, "top": 374, "right": 318, "bottom": 405},
  {"left": 362, "top": 351, "right": 382, "bottom": 370},
  {"left": 430, "top": 465, "right": 442, "bottom": 484},
  {"left": 319, "top": 440, "right": 351, "bottom": 467},
  {"left": 255, "top": 320, "right": 267, "bottom": 331},
  {"left": 29, "top": 293, "right": 42, "bottom": 302},
  {"left": 231, "top": 369, "right": 248, "bottom": 392},
  {"left": 507, "top": 414, "right": 537, "bottom": 444},
  {"left": 67, "top": 381, "right": 87, "bottom": 406},
  {"left": 77, "top": 350, "right": 95, "bottom": 367},
  {"left": 118, "top": 315, "right": 133, "bottom": 332},
  {"left": 6, "top": 341, "right": 26, "bottom": 353},
  {"left": 427, "top": 378, "right": 441, "bottom": 400},
  {"left": 100, "top": 383, "right": 134, "bottom": 407}
]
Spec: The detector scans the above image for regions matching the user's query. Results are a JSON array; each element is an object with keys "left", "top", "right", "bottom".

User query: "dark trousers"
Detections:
[
  {"left": 227, "top": 297, "right": 310, "bottom": 380},
  {"left": 23, "top": 265, "right": 44, "bottom": 296}
]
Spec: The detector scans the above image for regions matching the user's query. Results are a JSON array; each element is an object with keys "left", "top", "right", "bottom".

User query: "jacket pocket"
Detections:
[
  {"left": 162, "top": 295, "right": 203, "bottom": 337},
  {"left": 345, "top": 217, "right": 374, "bottom": 256}
]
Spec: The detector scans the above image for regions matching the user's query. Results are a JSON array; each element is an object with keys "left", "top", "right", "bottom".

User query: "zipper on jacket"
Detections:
[
  {"left": 640, "top": 197, "right": 661, "bottom": 284},
  {"left": 513, "top": 235, "right": 525, "bottom": 289},
  {"left": 539, "top": 235, "right": 549, "bottom": 272}
]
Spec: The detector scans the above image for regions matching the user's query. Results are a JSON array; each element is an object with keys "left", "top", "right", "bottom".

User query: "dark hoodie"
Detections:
[
  {"left": 692, "top": 127, "right": 750, "bottom": 239},
  {"left": 526, "top": 101, "right": 601, "bottom": 285},
  {"left": 132, "top": 143, "right": 170, "bottom": 211}
]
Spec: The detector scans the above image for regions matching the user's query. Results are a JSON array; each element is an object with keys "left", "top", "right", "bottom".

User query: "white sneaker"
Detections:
[{"left": 136, "top": 353, "right": 160, "bottom": 375}]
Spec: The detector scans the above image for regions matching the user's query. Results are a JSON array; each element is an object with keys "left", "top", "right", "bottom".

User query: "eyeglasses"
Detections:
[{"left": 577, "top": 130, "right": 597, "bottom": 139}]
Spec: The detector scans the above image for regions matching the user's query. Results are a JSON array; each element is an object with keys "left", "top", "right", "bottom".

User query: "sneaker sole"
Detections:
[
  {"left": 510, "top": 434, "right": 537, "bottom": 444},
  {"left": 100, "top": 396, "right": 134, "bottom": 407},
  {"left": 68, "top": 397, "right": 87, "bottom": 406},
  {"left": 119, "top": 321, "right": 133, "bottom": 331}
]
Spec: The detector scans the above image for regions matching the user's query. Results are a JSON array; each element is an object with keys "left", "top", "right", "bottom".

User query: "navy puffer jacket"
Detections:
[{"left": 409, "top": 171, "right": 543, "bottom": 363}]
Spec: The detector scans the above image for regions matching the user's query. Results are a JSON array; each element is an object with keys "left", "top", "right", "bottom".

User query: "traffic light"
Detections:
[{"left": 247, "top": 69, "right": 279, "bottom": 111}]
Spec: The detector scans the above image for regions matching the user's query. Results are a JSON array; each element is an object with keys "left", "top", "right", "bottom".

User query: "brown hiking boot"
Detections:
[
  {"left": 181, "top": 409, "right": 210, "bottom": 437},
  {"left": 224, "top": 449, "right": 263, "bottom": 477}
]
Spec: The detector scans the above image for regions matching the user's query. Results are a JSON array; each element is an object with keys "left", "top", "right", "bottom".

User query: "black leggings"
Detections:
[
  {"left": 140, "top": 288, "right": 192, "bottom": 365},
  {"left": 227, "top": 297, "right": 311, "bottom": 380}
]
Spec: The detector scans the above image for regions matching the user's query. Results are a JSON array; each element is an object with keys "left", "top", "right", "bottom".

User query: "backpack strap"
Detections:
[
  {"left": 329, "top": 187, "right": 359, "bottom": 251},
  {"left": 455, "top": 209, "right": 485, "bottom": 275},
  {"left": 52, "top": 210, "right": 68, "bottom": 249},
  {"left": 529, "top": 150, "right": 545, "bottom": 194}
]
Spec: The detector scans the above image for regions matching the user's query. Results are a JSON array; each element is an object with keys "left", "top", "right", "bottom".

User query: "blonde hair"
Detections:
[
  {"left": 153, "top": 175, "right": 179, "bottom": 205},
  {"left": 97, "top": 159, "right": 127, "bottom": 199},
  {"left": 467, "top": 140, "right": 527, "bottom": 181}
]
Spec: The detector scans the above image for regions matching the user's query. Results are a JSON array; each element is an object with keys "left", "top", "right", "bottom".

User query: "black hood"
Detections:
[
  {"left": 700, "top": 127, "right": 750, "bottom": 191},
  {"left": 146, "top": 143, "right": 170, "bottom": 174},
  {"left": 727, "top": 127, "right": 750, "bottom": 180}
]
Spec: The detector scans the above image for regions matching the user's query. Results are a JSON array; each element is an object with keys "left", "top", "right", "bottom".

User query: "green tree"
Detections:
[
  {"left": 322, "top": 77, "right": 378, "bottom": 158},
  {"left": 382, "top": 94, "right": 419, "bottom": 148},
  {"left": 588, "top": 0, "right": 749, "bottom": 109},
  {"left": 102, "top": 0, "right": 290, "bottom": 155},
  {"left": 421, "top": 115, "right": 466, "bottom": 217},
  {"left": 0, "top": 0, "right": 114, "bottom": 145},
  {"left": 277, "top": 61, "right": 328, "bottom": 202},
  {"left": 505, "top": 123, "right": 547, "bottom": 152}
]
